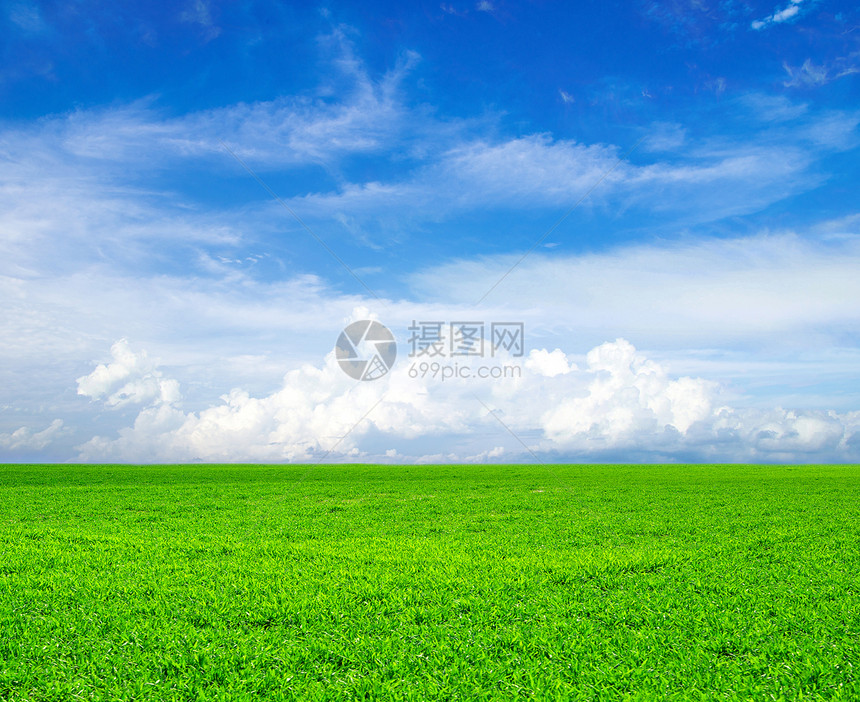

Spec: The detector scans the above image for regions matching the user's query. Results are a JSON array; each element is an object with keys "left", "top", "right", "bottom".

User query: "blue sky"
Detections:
[{"left": 1, "top": 0, "right": 859, "bottom": 463}]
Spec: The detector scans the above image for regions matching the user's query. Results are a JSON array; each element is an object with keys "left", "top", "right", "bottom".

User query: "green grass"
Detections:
[{"left": 0, "top": 463, "right": 857, "bottom": 700}]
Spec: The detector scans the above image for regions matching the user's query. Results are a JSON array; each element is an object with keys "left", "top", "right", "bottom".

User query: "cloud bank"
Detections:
[{"left": 73, "top": 337, "right": 860, "bottom": 463}]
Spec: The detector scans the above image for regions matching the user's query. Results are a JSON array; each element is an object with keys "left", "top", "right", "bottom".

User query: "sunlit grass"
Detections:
[{"left": 0, "top": 463, "right": 857, "bottom": 700}]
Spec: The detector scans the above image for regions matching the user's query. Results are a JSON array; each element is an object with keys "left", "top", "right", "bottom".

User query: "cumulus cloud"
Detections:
[
  {"left": 77, "top": 339, "right": 181, "bottom": 408},
  {"left": 539, "top": 340, "right": 714, "bottom": 447},
  {"left": 0, "top": 419, "right": 65, "bottom": 451},
  {"left": 717, "top": 408, "right": 848, "bottom": 455},
  {"left": 4, "top": 227, "right": 860, "bottom": 463},
  {"left": 525, "top": 348, "right": 575, "bottom": 377},
  {"left": 74, "top": 337, "right": 860, "bottom": 463}
]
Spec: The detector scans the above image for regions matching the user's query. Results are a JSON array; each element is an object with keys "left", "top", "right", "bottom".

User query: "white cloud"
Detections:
[
  {"left": 179, "top": 0, "right": 221, "bottom": 42},
  {"left": 539, "top": 339, "right": 714, "bottom": 446},
  {"left": 772, "top": 3, "right": 801, "bottom": 23},
  {"left": 3, "top": 87, "right": 840, "bottom": 279},
  {"left": 525, "top": 348, "right": 575, "bottom": 377},
  {"left": 642, "top": 122, "right": 686, "bottom": 151},
  {"left": 409, "top": 232, "right": 860, "bottom": 348},
  {"left": 0, "top": 419, "right": 65, "bottom": 451},
  {"left": 4, "top": 226, "right": 860, "bottom": 463},
  {"left": 290, "top": 125, "right": 827, "bottom": 229},
  {"left": 0, "top": 56, "right": 850, "bottom": 284},
  {"left": 740, "top": 94, "right": 808, "bottom": 122},
  {"left": 282, "top": 134, "right": 626, "bottom": 221},
  {"left": 751, "top": 0, "right": 805, "bottom": 30},
  {"left": 783, "top": 58, "right": 860, "bottom": 88},
  {"left": 8, "top": 1, "right": 45, "bottom": 32},
  {"left": 77, "top": 339, "right": 180, "bottom": 408},
  {"left": 73, "top": 336, "right": 860, "bottom": 463},
  {"left": 0, "top": 29, "right": 425, "bottom": 215}
]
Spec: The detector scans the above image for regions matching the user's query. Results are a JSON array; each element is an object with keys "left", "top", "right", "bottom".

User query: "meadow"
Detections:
[{"left": 0, "top": 463, "right": 857, "bottom": 700}]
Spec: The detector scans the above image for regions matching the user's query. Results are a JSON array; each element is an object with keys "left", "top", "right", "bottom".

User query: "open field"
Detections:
[{"left": 0, "top": 463, "right": 857, "bottom": 700}]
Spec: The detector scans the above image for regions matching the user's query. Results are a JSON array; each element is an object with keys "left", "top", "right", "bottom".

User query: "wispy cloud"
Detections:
[
  {"left": 284, "top": 118, "right": 841, "bottom": 233},
  {"left": 7, "top": 0, "right": 45, "bottom": 33},
  {"left": 0, "top": 45, "right": 851, "bottom": 276},
  {"left": 751, "top": 0, "right": 806, "bottom": 30},
  {"left": 783, "top": 57, "right": 860, "bottom": 87},
  {"left": 410, "top": 232, "right": 860, "bottom": 348},
  {"left": 179, "top": 0, "right": 221, "bottom": 42}
]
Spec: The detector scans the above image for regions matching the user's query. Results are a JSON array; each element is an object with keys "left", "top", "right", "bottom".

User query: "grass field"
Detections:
[{"left": 0, "top": 463, "right": 857, "bottom": 700}]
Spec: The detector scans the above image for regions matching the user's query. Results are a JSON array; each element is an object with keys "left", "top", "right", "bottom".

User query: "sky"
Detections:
[{"left": 1, "top": 0, "right": 859, "bottom": 463}]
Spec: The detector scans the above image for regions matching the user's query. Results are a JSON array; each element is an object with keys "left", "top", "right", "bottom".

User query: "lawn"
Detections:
[{"left": 0, "top": 463, "right": 857, "bottom": 700}]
